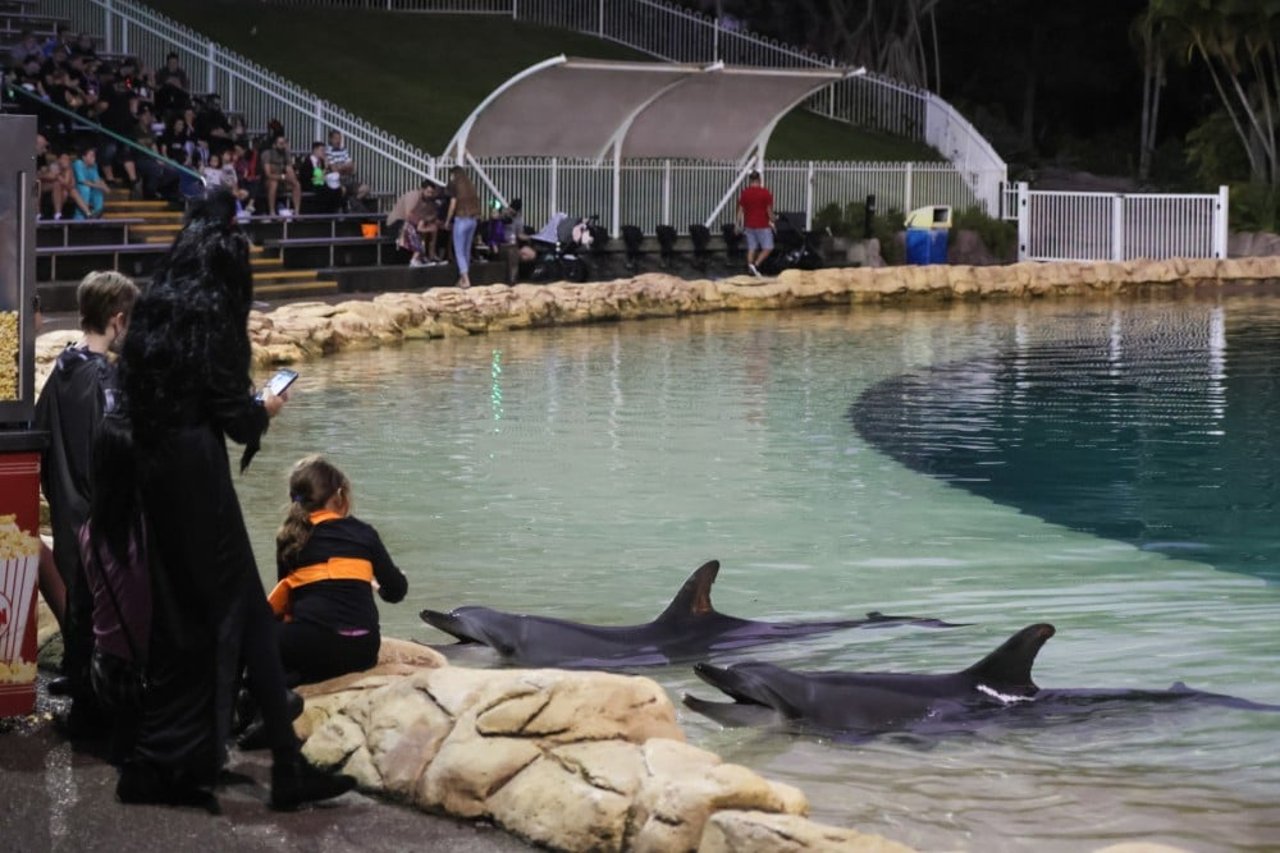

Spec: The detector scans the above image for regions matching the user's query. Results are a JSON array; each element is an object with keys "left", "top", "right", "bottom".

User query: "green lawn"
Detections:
[{"left": 142, "top": 1, "right": 941, "bottom": 162}]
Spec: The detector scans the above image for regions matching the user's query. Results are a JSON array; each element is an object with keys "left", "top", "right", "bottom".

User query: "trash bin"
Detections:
[{"left": 904, "top": 205, "right": 952, "bottom": 264}]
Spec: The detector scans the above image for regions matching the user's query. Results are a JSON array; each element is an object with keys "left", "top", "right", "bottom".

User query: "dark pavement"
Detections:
[{"left": 0, "top": 674, "right": 528, "bottom": 853}]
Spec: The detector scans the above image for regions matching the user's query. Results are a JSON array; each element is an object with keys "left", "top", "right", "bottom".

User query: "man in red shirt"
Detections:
[{"left": 736, "top": 170, "right": 775, "bottom": 277}]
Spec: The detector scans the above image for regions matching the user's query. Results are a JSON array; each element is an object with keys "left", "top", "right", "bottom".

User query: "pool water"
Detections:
[{"left": 237, "top": 292, "right": 1280, "bottom": 851}]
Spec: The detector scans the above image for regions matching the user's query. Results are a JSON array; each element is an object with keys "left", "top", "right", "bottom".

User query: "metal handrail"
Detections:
[{"left": 3, "top": 81, "right": 205, "bottom": 183}]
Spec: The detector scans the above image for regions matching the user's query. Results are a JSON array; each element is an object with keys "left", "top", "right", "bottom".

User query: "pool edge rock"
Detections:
[{"left": 239, "top": 258, "right": 1280, "bottom": 367}]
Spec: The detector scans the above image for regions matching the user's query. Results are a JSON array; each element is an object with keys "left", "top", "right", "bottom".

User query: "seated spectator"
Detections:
[
  {"left": 202, "top": 151, "right": 253, "bottom": 215},
  {"left": 388, "top": 180, "right": 445, "bottom": 267},
  {"left": 133, "top": 136, "right": 181, "bottom": 203},
  {"left": 42, "top": 26, "right": 73, "bottom": 59},
  {"left": 261, "top": 134, "right": 302, "bottom": 217},
  {"left": 159, "top": 115, "right": 194, "bottom": 165},
  {"left": 94, "top": 78, "right": 140, "bottom": 186},
  {"left": 344, "top": 182, "right": 378, "bottom": 215},
  {"left": 231, "top": 141, "right": 262, "bottom": 206},
  {"left": 267, "top": 455, "right": 407, "bottom": 687},
  {"left": 153, "top": 52, "right": 190, "bottom": 115},
  {"left": 71, "top": 146, "right": 108, "bottom": 219},
  {"left": 324, "top": 130, "right": 356, "bottom": 191},
  {"left": 9, "top": 32, "right": 42, "bottom": 68},
  {"left": 302, "top": 142, "right": 342, "bottom": 214},
  {"left": 72, "top": 32, "right": 97, "bottom": 59},
  {"left": 193, "top": 94, "right": 230, "bottom": 140},
  {"left": 34, "top": 134, "right": 68, "bottom": 219}
]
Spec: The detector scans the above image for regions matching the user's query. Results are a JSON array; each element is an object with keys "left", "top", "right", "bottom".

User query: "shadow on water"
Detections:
[{"left": 849, "top": 305, "right": 1280, "bottom": 584}]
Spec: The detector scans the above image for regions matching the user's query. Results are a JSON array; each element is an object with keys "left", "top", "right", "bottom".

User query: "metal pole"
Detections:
[
  {"left": 549, "top": 157, "right": 558, "bottom": 214},
  {"left": 207, "top": 42, "right": 216, "bottom": 94},
  {"left": 1016, "top": 181, "right": 1030, "bottom": 261},
  {"left": 105, "top": 0, "right": 114, "bottom": 54},
  {"left": 903, "top": 162, "right": 913, "bottom": 211},
  {"left": 662, "top": 159, "right": 671, "bottom": 226},
  {"left": 1111, "top": 194, "right": 1125, "bottom": 261},
  {"left": 804, "top": 160, "right": 815, "bottom": 230},
  {"left": 1214, "top": 185, "right": 1230, "bottom": 258},
  {"left": 611, "top": 145, "right": 622, "bottom": 238}
]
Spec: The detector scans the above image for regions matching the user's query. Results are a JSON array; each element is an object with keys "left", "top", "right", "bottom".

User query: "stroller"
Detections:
[
  {"left": 759, "top": 212, "right": 823, "bottom": 276},
  {"left": 529, "top": 212, "right": 596, "bottom": 283}
]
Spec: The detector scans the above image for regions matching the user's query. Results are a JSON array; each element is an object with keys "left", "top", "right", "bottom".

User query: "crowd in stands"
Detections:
[{"left": 4, "top": 27, "right": 370, "bottom": 220}]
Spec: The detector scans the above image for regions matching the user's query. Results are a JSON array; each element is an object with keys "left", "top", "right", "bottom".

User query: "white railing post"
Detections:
[
  {"left": 1111, "top": 194, "right": 1125, "bottom": 261},
  {"left": 314, "top": 98, "right": 323, "bottom": 145},
  {"left": 804, "top": 160, "right": 814, "bottom": 229},
  {"left": 611, "top": 156, "right": 621, "bottom": 237},
  {"left": 104, "top": 0, "right": 114, "bottom": 53},
  {"left": 903, "top": 162, "right": 914, "bottom": 211},
  {"left": 1016, "top": 181, "right": 1030, "bottom": 262},
  {"left": 206, "top": 42, "right": 216, "bottom": 94},
  {"left": 598, "top": 0, "right": 604, "bottom": 37},
  {"left": 662, "top": 159, "right": 672, "bottom": 226},
  {"left": 713, "top": 16, "right": 719, "bottom": 62},
  {"left": 1214, "top": 185, "right": 1230, "bottom": 258},
  {"left": 549, "top": 156, "right": 558, "bottom": 213},
  {"left": 120, "top": 17, "right": 128, "bottom": 54},
  {"left": 512, "top": 0, "right": 518, "bottom": 21}
]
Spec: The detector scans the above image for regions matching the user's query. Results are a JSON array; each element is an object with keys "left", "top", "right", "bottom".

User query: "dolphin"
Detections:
[
  {"left": 419, "top": 560, "right": 963, "bottom": 669},
  {"left": 684, "top": 623, "right": 1280, "bottom": 738}
]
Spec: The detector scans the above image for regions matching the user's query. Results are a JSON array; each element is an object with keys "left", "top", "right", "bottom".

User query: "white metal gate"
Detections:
[{"left": 1014, "top": 182, "right": 1229, "bottom": 262}]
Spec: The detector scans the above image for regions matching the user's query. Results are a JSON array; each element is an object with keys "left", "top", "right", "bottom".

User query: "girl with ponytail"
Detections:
[{"left": 268, "top": 455, "right": 408, "bottom": 685}]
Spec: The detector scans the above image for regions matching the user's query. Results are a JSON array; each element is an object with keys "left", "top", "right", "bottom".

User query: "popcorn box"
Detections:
[
  {"left": 0, "top": 515, "right": 39, "bottom": 692},
  {"left": 0, "top": 449, "right": 42, "bottom": 718}
]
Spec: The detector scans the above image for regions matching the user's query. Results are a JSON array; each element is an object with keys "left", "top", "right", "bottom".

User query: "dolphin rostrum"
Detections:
[
  {"left": 419, "top": 560, "right": 962, "bottom": 669},
  {"left": 684, "top": 623, "right": 1280, "bottom": 738}
]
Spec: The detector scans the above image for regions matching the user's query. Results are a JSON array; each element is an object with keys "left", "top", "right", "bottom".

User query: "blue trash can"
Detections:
[{"left": 904, "top": 206, "right": 952, "bottom": 265}]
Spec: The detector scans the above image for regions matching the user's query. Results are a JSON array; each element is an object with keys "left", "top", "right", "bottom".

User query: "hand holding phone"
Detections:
[{"left": 256, "top": 368, "right": 298, "bottom": 402}]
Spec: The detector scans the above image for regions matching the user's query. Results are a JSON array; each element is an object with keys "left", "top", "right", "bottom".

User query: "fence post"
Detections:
[
  {"left": 549, "top": 157, "right": 558, "bottom": 214},
  {"left": 903, "top": 162, "right": 913, "bottom": 211},
  {"left": 121, "top": 18, "right": 128, "bottom": 55},
  {"left": 314, "top": 98, "right": 323, "bottom": 144},
  {"left": 713, "top": 17, "right": 719, "bottom": 62},
  {"left": 105, "top": 0, "right": 114, "bottom": 54},
  {"left": 612, "top": 157, "right": 622, "bottom": 238},
  {"left": 598, "top": 0, "right": 605, "bottom": 37},
  {"left": 804, "top": 160, "right": 815, "bottom": 230},
  {"left": 207, "top": 42, "right": 216, "bottom": 94},
  {"left": 1111, "top": 194, "right": 1125, "bottom": 261},
  {"left": 1214, "top": 185, "right": 1230, "bottom": 258},
  {"left": 512, "top": 0, "right": 518, "bottom": 21},
  {"left": 662, "top": 160, "right": 672, "bottom": 226},
  {"left": 1016, "top": 181, "right": 1030, "bottom": 262}
]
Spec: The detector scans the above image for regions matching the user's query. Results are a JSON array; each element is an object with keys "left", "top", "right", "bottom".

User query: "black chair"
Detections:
[
  {"left": 688, "top": 224, "right": 711, "bottom": 272},
  {"left": 621, "top": 225, "right": 644, "bottom": 272},
  {"left": 655, "top": 225, "right": 677, "bottom": 269},
  {"left": 721, "top": 223, "right": 744, "bottom": 261}
]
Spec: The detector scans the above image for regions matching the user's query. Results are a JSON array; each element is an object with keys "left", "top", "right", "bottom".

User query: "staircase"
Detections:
[{"left": 103, "top": 189, "right": 338, "bottom": 300}]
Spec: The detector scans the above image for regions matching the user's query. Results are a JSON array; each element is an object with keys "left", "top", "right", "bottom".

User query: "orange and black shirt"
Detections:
[{"left": 269, "top": 510, "right": 408, "bottom": 632}]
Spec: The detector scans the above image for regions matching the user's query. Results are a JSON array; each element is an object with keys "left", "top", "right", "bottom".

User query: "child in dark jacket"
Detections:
[{"left": 269, "top": 455, "right": 408, "bottom": 685}]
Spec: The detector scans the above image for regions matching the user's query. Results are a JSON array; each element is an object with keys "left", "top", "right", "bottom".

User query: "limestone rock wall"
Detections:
[
  {"left": 240, "top": 259, "right": 1280, "bottom": 368},
  {"left": 297, "top": 662, "right": 876, "bottom": 852}
]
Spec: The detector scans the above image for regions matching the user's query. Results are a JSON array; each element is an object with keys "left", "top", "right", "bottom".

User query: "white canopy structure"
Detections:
[
  {"left": 444, "top": 56, "right": 863, "bottom": 164},
  {"left": 443, "top": 56, "right": 863, "bottom": 232}
]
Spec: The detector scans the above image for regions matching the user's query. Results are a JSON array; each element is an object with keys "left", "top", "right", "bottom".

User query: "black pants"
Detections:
[{"left": 278, "top": 621, "right": 379, "bottom": 687}]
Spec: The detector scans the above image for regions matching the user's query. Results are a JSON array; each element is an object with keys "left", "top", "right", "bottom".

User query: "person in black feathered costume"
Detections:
[{"left": 92, "top": 190, "right": 355, "bottom": 810}]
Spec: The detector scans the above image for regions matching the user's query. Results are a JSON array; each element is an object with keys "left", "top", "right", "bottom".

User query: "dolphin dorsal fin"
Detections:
[
  {"left": 962, "top": 623, "right": 1054, "bottom": 690},
  {"left": 655, "top": 560, "right": 720, "bottom": 622}
]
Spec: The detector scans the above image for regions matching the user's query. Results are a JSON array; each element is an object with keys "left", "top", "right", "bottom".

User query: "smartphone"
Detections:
[{"left": 256, "top": 368, "right": 298, "bottom": 401}]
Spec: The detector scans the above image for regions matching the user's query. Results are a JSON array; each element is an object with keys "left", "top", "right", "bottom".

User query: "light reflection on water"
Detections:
[{"left": 237, "top": 293, "right": 1280, "bottom": 851}]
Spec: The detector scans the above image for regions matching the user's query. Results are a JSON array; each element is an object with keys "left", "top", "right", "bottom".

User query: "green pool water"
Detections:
[{"left": 237, "top": 292, "right": 1280, "bottom": 851}]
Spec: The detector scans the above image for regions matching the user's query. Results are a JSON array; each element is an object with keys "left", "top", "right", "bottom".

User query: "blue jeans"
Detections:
[{"left": 452, "top": 216, "right": 478, "bottom": 276}]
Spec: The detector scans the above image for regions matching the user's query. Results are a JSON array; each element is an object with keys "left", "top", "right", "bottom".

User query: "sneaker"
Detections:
[
  {"left": 270, "top": 754, "right": 356, "bottom": 811},
  {"left": 747, "top": 263, "right": 761, "bottom": 278},
  {"left": 409, "top": 256, "right": 427, "bottom": 268}
]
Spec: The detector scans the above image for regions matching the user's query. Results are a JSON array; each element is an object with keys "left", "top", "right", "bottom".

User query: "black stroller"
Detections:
[
  {"left": 528, "top": 212, "right": 597, "bottom": 284},
  {"left": 759, "top": 212, "right": 823, "bottom": 276}
]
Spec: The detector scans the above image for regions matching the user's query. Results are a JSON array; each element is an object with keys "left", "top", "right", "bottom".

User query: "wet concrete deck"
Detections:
[{"left": 0, "top": 675, "right": 528, "bottom": 853}]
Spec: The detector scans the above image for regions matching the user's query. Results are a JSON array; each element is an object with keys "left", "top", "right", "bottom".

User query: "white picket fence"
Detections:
[
  {"left": 448, "top": 159, "right": 995, "bottom": 236},
  {"left": 1013, "top": 183, "right": 1229, "bottom": 262},
  {"left": 220, "top": 0, "right": 1007, "bottom": 210}
]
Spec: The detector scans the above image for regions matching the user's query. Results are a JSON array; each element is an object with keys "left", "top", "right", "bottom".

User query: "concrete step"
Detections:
[
  {"left": 254, "top": 279, "right": 338, "bottom": 300},
  {"left": 251, "top": 256, "right": 283, "bottom": 269},
  {"left": 132, "top": 223, "right": 184, "bottom": 237},
  {"left": 254, "top": 269, "right": 322, "bottom": 283}
]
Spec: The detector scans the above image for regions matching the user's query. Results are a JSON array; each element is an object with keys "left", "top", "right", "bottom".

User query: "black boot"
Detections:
[
  {"left": 269, "top": 753, "right": 355, "bottom": 811},
  {"left": 237, "top": 690, "right": 305, "bottom": 751}
]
